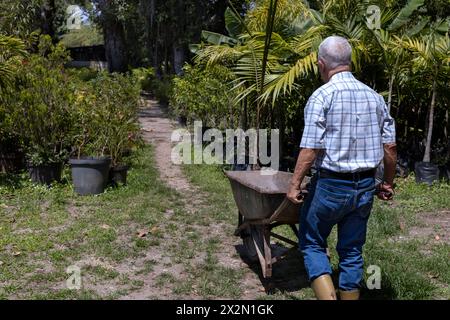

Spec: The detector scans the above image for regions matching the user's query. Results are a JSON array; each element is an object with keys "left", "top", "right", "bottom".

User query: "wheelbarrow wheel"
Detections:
[{"left": 242, "top": 225, "right": 265, "bottom": 263}]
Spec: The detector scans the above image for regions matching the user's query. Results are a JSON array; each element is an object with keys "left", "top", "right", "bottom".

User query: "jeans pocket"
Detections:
[{"left": 314, "top": 184, "right": 351, "bottom": 221}]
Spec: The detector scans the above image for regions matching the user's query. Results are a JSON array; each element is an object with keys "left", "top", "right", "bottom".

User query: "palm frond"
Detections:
[
  {"left": 246, "top": 0, "right": 311, "bottom": 34},
  {"left": 0, "top": 35, "right": 27, "bottom": 89},
  {"left": 388, "top": 0, "right": 425, "bottom": 31},
  {"left": 194, "top": 45, "right": 243, "bottom": 67},
  {"left": 201, "top": 31, "right": 238, "bottom": 46},
  {"left": 259, "top": 50, "right": 317, "bottom": 105}
]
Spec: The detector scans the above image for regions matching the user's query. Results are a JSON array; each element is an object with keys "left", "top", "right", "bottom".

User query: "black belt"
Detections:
[{"left": 318, "top": 168, "right": 376, "bottom": 181}]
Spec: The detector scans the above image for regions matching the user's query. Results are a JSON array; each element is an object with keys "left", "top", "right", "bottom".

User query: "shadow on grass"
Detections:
[
  {"left": 0, "top": 172, "right": 24, "bottom": 189},
  {"left": 235, "top": 243, "right": 311, "bottom": 295},
  {"left": 0, "top": 170, "right": 72, "bottom": 189},
  {"left": 236, "top": 243, "right": 398, "bottom": 300}
]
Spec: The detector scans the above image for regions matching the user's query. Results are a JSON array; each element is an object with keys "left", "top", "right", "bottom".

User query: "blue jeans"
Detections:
[{"left": 299, "top": 172, "right": 375, "bottom": 291}]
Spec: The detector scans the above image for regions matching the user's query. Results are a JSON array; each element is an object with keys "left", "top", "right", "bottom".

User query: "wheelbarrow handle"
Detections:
[{"left": 268, "top": 198, "right": 291, "bottom": 223}]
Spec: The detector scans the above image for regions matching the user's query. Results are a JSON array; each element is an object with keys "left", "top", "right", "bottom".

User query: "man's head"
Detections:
[{"left": 318, "top": 36, "right": 352, "bottom": 82}]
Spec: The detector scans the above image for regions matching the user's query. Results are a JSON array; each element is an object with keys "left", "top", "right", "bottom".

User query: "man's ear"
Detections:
[{"left": 318, "top": 58, "right": 325, "bottom": 71}]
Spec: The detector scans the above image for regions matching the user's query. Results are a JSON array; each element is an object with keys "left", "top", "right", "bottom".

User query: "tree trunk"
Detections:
[
  {"left": 164, "top": 41, "right": 170, "bottom": 74},
  {"left": 173, "top": 45, "right": 185, "bottom": 76},
  {"left": 104, "top": 22, "right": 128, "bottom": 73},
  {"left": 155, "top": 20, "right": 161, "bottom": 76},
  {"left": 241, "top": 98, "right": 248, "bottom": 130},
  {"left": 97, "top": 0, "right": 128, "bottom": 73},
  {"left": 388, "top": 75, "right": 394, "bottom": 113},
  {"left": 210, "top": 0, "right": 228, "bottom": 33},
  {"left": 143, "top": 0, "right": 157, "bottom": 69},
  {"left": 277, "top": 102, "right": 285, "bottom": 170},
  {"left": 445, "top": 109, "right": 448, "bottom": 140},
  {"left": 40, "top": 0, "right": 55, "bottom": 40},
  {"left": 423, "top": 78, "right": 437, "bottom": 163}
]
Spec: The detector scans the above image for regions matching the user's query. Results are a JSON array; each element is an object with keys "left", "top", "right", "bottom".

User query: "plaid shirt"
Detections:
[{"left": 300, "top": 71, "right": 396, "bottom": 173}]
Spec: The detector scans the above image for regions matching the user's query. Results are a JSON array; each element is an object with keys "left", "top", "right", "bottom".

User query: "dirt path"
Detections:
[
  {"left": 119, "top": 97, "right": 266, "bottom": 300},
  {"left": 139, "top": 99, "right": 192, "bottom": 193}
]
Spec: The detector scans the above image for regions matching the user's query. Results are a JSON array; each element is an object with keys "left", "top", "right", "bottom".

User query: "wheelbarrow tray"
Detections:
[
  {"left": 225, "top": 171, "right": 299, "bottom": 224},
  {"left": 225, "top": 170, "right": 305, "bottom": 278}
]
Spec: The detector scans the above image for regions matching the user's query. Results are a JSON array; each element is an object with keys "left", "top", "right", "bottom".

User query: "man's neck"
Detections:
[{"left": 326, "top": 66, "right": 351, "bottom": 82}]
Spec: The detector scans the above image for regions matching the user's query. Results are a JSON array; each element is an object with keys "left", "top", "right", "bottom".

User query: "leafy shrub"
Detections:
[
  {"left": 171, "top": 64, "right": 237, "bottom": 128},
  {"left": 67, "top": 67, "right": 100, "bottom": 82},
  {"left": 152, "top": 75, "right": 173, "bottom": 106},
  {"left": 0, "top": 35, "right": 27, "bottom": 154},
  {"left": 72, "top": 72, "right": 142, "bottom": 167},
  {"left": 4, "top": 36, "right": 75, "bottom": 165},
  {"left": 131, "top": 67, "right": 155, "bottom": 92}
]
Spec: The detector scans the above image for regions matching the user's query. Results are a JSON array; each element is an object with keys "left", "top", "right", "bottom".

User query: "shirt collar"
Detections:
[{"left": 329, "top": 71, "right": 354, "bottom": 82}]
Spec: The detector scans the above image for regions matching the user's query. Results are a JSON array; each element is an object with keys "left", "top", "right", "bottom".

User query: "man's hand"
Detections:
[
  {"left": 377, "top": 182, "right": 394, "bottom": 201},
  {"left": 379, "top": 143, "right": 397, "bottom": 201},
  {"left": 287, "top": 185, "right": 304, "bottom": 204},
  {"left": 287, "top": 148, "right": 320, "bottom": 204}
]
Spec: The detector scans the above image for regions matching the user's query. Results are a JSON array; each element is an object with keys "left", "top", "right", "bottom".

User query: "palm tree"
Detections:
[
  {"left": 191, "top": 0, "right": 449, "bottom": 172},
  {"left": 401, "top": 33, "right": 450, "bottom": 163},
  {"left": 370, "top": 0, "right": 427, "bottom": 112},
  {"left": 0, "top": 35, "right": 27, "bottom": 91}
]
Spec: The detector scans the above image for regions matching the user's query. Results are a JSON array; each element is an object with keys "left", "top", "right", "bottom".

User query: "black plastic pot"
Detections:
[
  {"left": 439, "top": 165, "right": 450, "bottom": 182},
  {"left": 69, "top": 157, "right": 111, "bottom": 195},
  {"left": 415, "top": 161, "right": 440, "bottom": 185},
  {"left": 109, "top": 165, "right": 128, "bottom": 186},
  {"left": 0, "top": 151, "right": 25, "bottom": 173},
  {"left": 27, "top": 162, "right": 63, "bottom": 185}
]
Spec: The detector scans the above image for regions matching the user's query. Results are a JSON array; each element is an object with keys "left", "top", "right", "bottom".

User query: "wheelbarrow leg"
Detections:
[
  {"left": 252, "top": 226, "right": 272, "bottom": 278},
  {"left": 263, "top": 228, "right": 272, "bottom": 278},
  {"left": 238, "top": 211, "right": 243, "bottom": 227},
  {"left": 234, "top": 211, "right": 244, "bottom": 236}
]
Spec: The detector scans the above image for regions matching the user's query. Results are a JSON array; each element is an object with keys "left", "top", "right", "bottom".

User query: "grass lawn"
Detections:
[
  {"left": 0, "top": 146, "right": 248, "bottom": 300},
  {"left": 183, "top": 163, "right": 450, "bottom": 300},
  {"left": 0, "top": 146, "right": 182, "bottom": 299}
]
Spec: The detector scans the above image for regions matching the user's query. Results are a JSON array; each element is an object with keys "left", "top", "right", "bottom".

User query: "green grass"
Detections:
[
  {"left": 182, "top": 163, "right": 450, "bottom": 300},
  {"left": 0, "top": 145, "right": 179, "bottom": 299},
  {"left": 1, "top": 144, "right": 448, "bottom": 300}
]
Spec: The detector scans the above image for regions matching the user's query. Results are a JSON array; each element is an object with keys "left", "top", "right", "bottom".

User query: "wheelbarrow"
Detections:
[{"left": 225, "top": 170, "right": 309, "bottom": 278}]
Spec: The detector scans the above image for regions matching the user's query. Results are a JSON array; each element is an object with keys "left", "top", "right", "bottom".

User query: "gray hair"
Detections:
[{"left": 318, "top": 36, "right": 352, "bottom": 69}]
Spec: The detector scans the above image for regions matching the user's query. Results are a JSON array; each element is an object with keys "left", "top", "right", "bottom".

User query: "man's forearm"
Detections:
[
  {"left": 290, "top": 148, "right": 320, "bottom": 189},
  {"left": 383, "top": 143, "right": 397, "bottom": 185}
]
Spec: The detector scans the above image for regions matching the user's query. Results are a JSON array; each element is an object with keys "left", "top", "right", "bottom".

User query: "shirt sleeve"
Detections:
[
  {"left": 300, "top": 93, "right": 327, "bottom": 149},
  {"left": 379, "top": 97, "right": 396, "bottom": 144}
]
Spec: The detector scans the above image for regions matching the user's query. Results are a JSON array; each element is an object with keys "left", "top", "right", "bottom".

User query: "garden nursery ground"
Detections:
[{"left": 0, "top": 99, "right": 448, "bottom": 300}]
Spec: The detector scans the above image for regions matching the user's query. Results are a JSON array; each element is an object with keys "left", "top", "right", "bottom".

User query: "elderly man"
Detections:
[{"left": 287, "top": 36, "right": 397, "bottom": 300}]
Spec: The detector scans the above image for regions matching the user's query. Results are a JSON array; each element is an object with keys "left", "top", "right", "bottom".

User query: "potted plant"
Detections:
[
  {"left": 8, "top": 41, "right": 74, "bottom": 185},
  {"left": 70, "top": 73, "right": 140, "bottom": 193},
  {"left": 0, "top": 137, "right": 24, "bottom": 174},
  {"left": 101, "top": 73, "right": 141, "bottom": 186},
  {"left": 0, "top": 109, "right": 24, "bottom": 173},
  {"left": 402, "top": 35, "right": 447, "bottom": 185},
  {"left": 70, "top": 80, "right": 111, "bottom": 195},
  {"left": 0, "top": 35, "right": 27, "bottom": 173},
  {"left": 108, "top": 130, "right": 142, "bottom": 187}
]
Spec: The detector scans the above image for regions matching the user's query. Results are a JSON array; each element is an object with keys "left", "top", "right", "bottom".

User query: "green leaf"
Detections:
[
  {"left": 288, "top": 17, "right": 314, "bottom": 36},
  {"left": 406, "top": 16, "right": 430, "bottom": 37},
  {"left": 388, "top": 0, "right": 425, "bottom": 31},
  {"left": 434, "top": 18, "right": 450, "bottom": 34},
  {"left": 224, "top": 7, "right": 243, "bottom": 38},
  {"left": 201, "top": 31, "right": 238, "bottom": 46},
  {"left": 189, "top": 44, "right": 201, "bottom": 54},
  {"left": 310, "top": 9, "right": 324, "bottom": 25}
]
